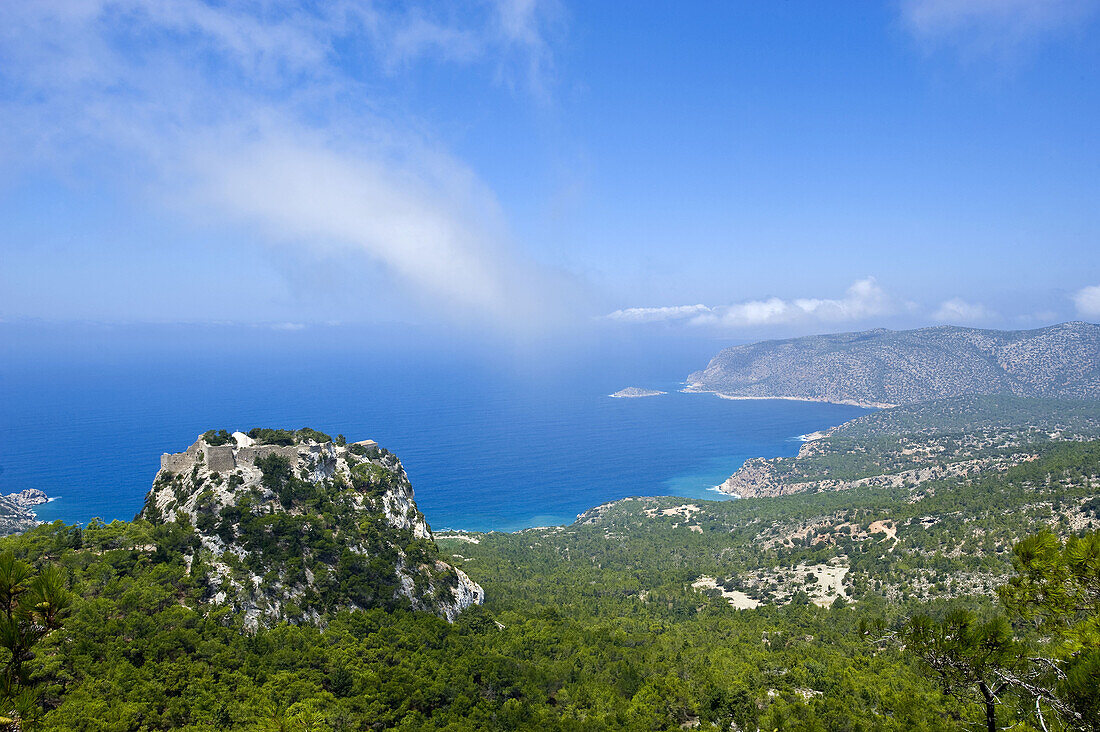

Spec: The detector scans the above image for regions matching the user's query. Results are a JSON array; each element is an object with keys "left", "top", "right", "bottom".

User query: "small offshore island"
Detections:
[{"left": 609, "top": 386, "right": 666, "bottom": 398}]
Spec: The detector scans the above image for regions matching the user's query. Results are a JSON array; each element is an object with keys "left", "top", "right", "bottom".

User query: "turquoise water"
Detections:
[{"left": 0, "top": 325, "right": 870, "bottom": 531}]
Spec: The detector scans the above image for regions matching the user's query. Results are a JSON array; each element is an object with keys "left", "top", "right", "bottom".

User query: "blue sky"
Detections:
[{"left": 2, "top": 0, "right": 1099, "bottom": 337}]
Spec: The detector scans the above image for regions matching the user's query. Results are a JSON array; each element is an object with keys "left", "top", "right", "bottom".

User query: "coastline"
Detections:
[
  {"left": 680, "top": 386, "right": 896, "bottom": 410},
  {"left": 445, "top": 396, "right": 874, "bottom": 532},
  {"left": 0, "top": 488, "right": 51, "bottom": 537}
]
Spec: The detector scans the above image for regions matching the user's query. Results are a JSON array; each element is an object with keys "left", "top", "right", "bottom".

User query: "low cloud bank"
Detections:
[{"left": 605, "top": 278, "right": 893, "bottom": 329}]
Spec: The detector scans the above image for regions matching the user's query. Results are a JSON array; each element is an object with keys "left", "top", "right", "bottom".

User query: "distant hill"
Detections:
[{"left": 686, "top": 321, "right": 1100, "bottom": 407}]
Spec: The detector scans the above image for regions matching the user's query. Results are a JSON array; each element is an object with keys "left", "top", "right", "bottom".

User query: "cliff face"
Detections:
[
  {"left": 687, "top": 322, "right": 1100, "bottom": 407},
  {"left": 141, "top": 429, "right": 482, "bottom": 629}
]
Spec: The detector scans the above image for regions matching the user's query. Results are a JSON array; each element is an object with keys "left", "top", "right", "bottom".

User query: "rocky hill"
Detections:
[
  {"left": 687, "top": 321, "right": 1100, "bottom": 407},
  {"left": 140, "top": 428, "right": 482, "bottom": 628}
]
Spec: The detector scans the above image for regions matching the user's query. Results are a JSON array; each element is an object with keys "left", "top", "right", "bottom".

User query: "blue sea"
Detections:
[{"left": 0, "top": 324, "right": 870, "bottom": 532}]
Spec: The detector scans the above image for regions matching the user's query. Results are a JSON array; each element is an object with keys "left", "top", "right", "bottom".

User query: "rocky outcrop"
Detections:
[
  {"left": 718, "top": 458, "right": 788, "bottom": 499},
  {"left": 688, "top": 322, "right": 1100, "bottom": 407},
  {"left": 142, "top": 429, "right": 483, "bottom": 629},
  {"left": 0, "top": 489, "right": 50, "bottom": 536},
  {"left": 4, "top": 488, "right": 49, "bottom": 510}
]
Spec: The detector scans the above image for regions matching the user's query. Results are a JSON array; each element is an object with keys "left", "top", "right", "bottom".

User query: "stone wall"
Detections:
[
  {"left": 236, "top": 444, "right": 301, "bottom": 466},
  {"left": 161, "top": 450, "right": 197, "bottom": 473},
  {"left": 160, "top": 440, "right": 305, "bottom": 475},
  {"left": 160, "top": 439, "right": 204, "bottom": 473},
  {"left": 205, "top": 446, "right": 236, "bottom": 473}
]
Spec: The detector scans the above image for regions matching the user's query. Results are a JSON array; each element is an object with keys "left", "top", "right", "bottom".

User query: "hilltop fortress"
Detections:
[
  {"left": 146, "top": 428, "right": 481, "bottom": 628},
  {"left": 160, "top": 431, "right": 378, "bottom": 475}
]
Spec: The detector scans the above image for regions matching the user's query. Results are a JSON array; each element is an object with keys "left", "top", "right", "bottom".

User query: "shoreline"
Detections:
[
  {"left": 0, "top": 489, "right": 52, "bottom": 536},
  {"left": 424, "top": 396, "right": 880, "bottom": 534},
  {"left": 17, "top": 393, "right": 880, "bottom": 538},
  {"left": 680, "top": 387, "right": 895, "bottom": 410}
]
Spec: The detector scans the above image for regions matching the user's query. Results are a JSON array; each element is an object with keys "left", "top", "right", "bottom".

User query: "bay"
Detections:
[{"left": 0, "top": 325, "right": 869, "bottom": 531}]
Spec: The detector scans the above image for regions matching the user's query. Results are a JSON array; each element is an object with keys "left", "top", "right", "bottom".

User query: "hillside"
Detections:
[
  {"left": 687, "top": 321, "right": 1100, "bottom": 407},
  {"left": 571, "top": 440, "right": 1100, "bottom": 609},
  {"left": 718, "top": 395, "right": 1100, "bottom": 498},
  {"left": 139, "top": 428, "right": 482, "bottom": 627},
  {"left": 3, "top": 421, "right": 1097, "bottom": 728}
]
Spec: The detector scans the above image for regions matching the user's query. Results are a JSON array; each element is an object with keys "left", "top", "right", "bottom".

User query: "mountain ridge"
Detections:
[{"left": 687, "top": 321, "right": 1100, "bottom": 407}]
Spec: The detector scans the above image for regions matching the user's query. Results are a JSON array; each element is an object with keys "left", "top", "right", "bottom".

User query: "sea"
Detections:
[{"left": 0, "top": 324, "right": 870, "bottom": 532}]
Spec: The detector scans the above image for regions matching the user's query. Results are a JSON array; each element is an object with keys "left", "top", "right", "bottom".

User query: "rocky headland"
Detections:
[{"left": 0, "top": 488, "right": 49, "bottom": 536}]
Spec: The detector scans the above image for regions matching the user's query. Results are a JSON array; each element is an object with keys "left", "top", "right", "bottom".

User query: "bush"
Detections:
[
  {"left": 247, "top": 428, "right": 296, "bottom": 446},
  {"left": 294, "top": 428, "right": 333, "bottom": 444},
  {"left": 202, "top": 429, "right": 234, "bottom": 446},
  {"left": 350, "top": 462, "right": 399, "bottom": 498}
]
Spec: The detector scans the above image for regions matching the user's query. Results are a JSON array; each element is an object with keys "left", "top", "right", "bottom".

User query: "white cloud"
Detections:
[
  {"left": 696, "top": 278, "right": 892, "bottom": 328},
  {"left": 932, "top": 297, "right": 995, "bottom": 323},
  {"left": 0, "top": 1, "right": 563, "bottom": 327},
  {"left": 194, "top": 130, "right": 518, "bottom": 316},
  {"left": 605, "top": 304, "right": 712, "bottom": 323},
  {"left": 606, "top": 278, "right": 894, "bottom": 329},
  {"left": 901, "top": 0, "right": 1099, "bottom": 54},
  {"left": 1073, "top": 284, "right": 1100, "bottom": 318}
]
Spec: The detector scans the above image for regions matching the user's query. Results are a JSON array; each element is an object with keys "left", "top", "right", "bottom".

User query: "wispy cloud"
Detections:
[
  {"left": 932, "top": 297, "right": 995, "bottom": 324},
  {"left": 1073, "top": 284, "right": 1100, "bottom": 318},
  {"left": 194, "top": 129, "right": 519, "bottom": 316},
  {"left": 361, "top": 0, "right": 559, "bottom": 95},
  {"left": 697, "top": 278, "right": 892, "bottom": 328},
  {"left": 269, "top": 322, "right": 306, "bottom": 331},
  {"left": 0, "top": 1, "right": 564, "bottom": 328},
  {"left": 605, "top": 304, "right": 711, "bottom": 323},
  {"left": 606, "top": 278, "right": 894, "bottom": 329},
  {"left": 900, "top": 0, "right": 1099, "bottom": 55}
]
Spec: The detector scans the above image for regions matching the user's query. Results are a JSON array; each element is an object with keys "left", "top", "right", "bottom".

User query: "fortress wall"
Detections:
[
  {"left": 161, "top": 452, "right": 198, "bottom": 473},
  {"left": 236, "top": 445, "right": 301, "bottom": 466},
  {"left": 205, "top": 446, "right": 237, "bottom": 473},
  {"left": 161, "top": 441, "right": 308, "bottom": 473}
]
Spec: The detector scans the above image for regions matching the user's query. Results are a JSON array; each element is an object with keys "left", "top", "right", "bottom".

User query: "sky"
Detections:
[{"left": 2, "top": 0, "right": 1099, "bottom": 340}]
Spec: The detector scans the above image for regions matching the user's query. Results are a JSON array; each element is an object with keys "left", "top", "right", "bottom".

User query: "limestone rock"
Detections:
[
  {"left": 0, "top": 489, "right": 50, "bottom": 536},
  {"left": 142, "top": 429, "right": 483, "bottom": 629}
]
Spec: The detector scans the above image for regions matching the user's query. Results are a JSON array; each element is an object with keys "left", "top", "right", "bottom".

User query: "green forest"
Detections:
[{"left": 1, "top": 401, "right": 1098, "bottom": 730}]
